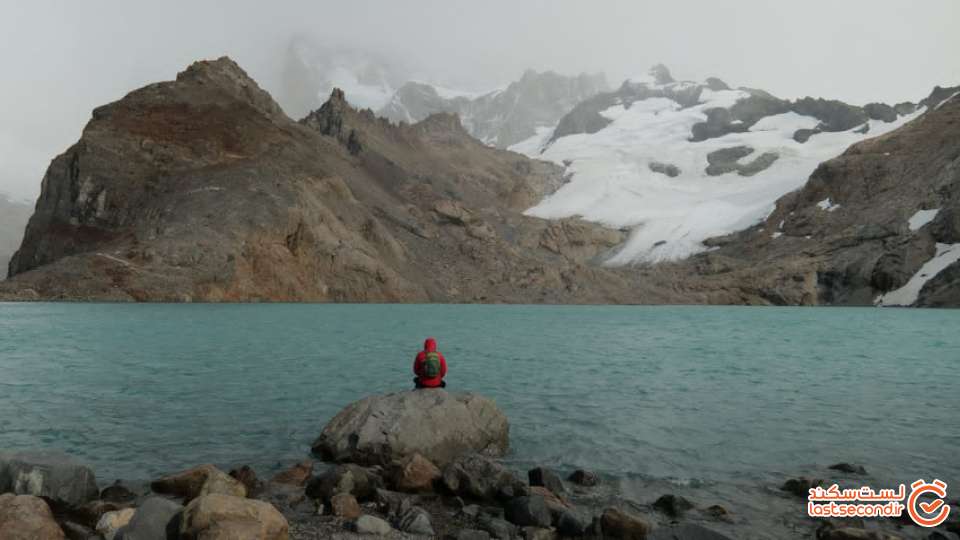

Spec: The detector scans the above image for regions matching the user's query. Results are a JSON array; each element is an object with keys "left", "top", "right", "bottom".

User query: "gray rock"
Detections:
[
  {"left": 441, "top": 453, "right": 523, "bottom": 502},
  {"left": 781, "top": 477, "right": 821, "bottom": 497},
  {"left": 527, "top": 467, "right": 565, "bottom": 495},
  {"left": 115, "top": 496, "right": 183, "bottom": 540},
  {"left": 864, "top": 103, "right": 898, "bottom": 123},
  {"left": 652, "top": 494, "right": 695, "bottom": 517},
  {"left": 566, "top": 469, "right": 598, "bottom": 487},
  {"left": 312, "top": 391, "right": 509, "bottom": 467},
  {"left": 0, "top": 450, "right": 99, "bottom": 507},
  {"left": 828, "top": 463, "right": 867, "bottom": 475},
  {"left": 305, "top": 464, "right": 383, "bottom": 503},
  {"left": 649, "top": 161, "right": 681, "bottom": 178},
  {"left": 353, "top": 514, "right": 393, "bottom": 535},
  {"left": 554, "top": 508, "right": 588, "bottom": 536},
  {"left": 520, "top": 527, "right": 556, "bottom": 540},
  {"left": 794, "top": 128, "right": 822, "bottom": 143},
  {"left": 791, "top": 97, "right": 868, "bottom": 132},
  {"left": 504, "top": 496, "right": 552, "bottom": 528},
  {"left": 374, "top": 488, "right": 417, "bottom": 517},
  {"left": 479, "top": 514, "right": 519, "bottom": 539},
  {"left": 648, "top": 523, "right": 734, "bottom": 540},
  {"left": 705, "top": 77, "right": 730, "bottom": 91},
  {"left": 705, "top": 146, "right": 778, "bottom": 177},
  {"left": 397, "top": 506, "right": 434, "bottom": 535},
  {"left": 450, "top": 530, "right": 492, "bottom": 540}
]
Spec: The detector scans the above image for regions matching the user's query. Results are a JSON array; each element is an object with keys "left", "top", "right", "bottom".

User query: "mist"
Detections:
[{"left": 1, "top": 0, "right": 958, "bottom": 201}]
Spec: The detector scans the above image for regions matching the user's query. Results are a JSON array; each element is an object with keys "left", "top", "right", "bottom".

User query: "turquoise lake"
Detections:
[{"left": 1, "top": 303, "right": 957, "bottom": 532}]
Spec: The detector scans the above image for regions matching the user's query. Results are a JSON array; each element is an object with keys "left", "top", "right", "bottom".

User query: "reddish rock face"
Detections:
[{"left": 0, "top": 494, "right": 67, "bottom": 540}]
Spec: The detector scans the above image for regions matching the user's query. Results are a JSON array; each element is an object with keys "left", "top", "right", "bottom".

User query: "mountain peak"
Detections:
[{"left": 649, "top": 64, "right": 674, "bottom": 85}]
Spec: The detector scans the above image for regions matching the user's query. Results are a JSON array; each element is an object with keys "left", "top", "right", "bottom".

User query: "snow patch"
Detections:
[
  {"left": 517, "top": 81, "right": 922, "bottom": 263},
  {"left": 935, "top": 91, "right": 960, "bottom": 110},
  {"left": 508, "top": 125, "right": 556, "bottom": 156},
  {"left": 908, "top": 208, "right": 940, "bottom": 231},
  {"left": 817, "top": 198, "right": 840, "bottom": 212},
  {"left": 876, "top": 243, "right": 960, "bottom": 306}
]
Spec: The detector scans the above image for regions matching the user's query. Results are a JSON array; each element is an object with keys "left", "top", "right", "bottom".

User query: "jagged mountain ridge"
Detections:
[
  {"left": 665, "top": 85, "right": 960, "bottom": 307},
  {"left": 1, "top": 57, "right": 664, "bottom": 303},
  {"left": 378, "top": 69, "right": 608, "bottom": 148},
  {"left": 513, "top": 64, "right": 928, "bottom": 264}
]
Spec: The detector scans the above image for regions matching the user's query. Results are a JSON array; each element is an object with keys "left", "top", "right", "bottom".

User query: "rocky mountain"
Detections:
[
  {"left": 378, "top": 69, "right": 608, "bottom": 148},
  {"left": 664, "top": 85, "right": 960, "bottom": 307},
  {"left": 512, "top": 65, "right": 924, "bottom": 265},
  {"left": 0, "top": 194, "right": 32, "bottom": 279},
  {"left": 0, "top": 57, "right": 667, "bottom": 303},
  {"left": 278, "top": 37, "right": 408, "bottom": 119}
]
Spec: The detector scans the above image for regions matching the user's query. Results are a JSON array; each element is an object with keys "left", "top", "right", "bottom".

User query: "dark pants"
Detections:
[{"left": 414, "top": 377, "right": 446, "bottom": 389}]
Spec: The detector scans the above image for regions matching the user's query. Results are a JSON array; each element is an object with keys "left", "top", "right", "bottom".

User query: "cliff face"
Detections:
[
  {"left": 666, "top": 87, "right": 960, "bottom": 306},
  {"left": 1, "top": 58, "right": 661, "bottom": 303},
  {"left": 0, "top": 195, "right": 32, "bottom": 279}
]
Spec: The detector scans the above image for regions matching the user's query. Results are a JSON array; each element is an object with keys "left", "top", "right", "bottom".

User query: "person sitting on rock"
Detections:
[{"left": 413, "top": 337, "right": 447, "bottom": 389}]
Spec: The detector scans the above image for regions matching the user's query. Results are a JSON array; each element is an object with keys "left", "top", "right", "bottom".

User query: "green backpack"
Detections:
[{"left": 422, "top": 351, "right": 442, "bottom": 378}]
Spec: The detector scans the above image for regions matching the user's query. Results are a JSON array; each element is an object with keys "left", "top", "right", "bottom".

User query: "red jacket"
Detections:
[{"left": 413, "top": 337, "right": 447, "bottom": 387}]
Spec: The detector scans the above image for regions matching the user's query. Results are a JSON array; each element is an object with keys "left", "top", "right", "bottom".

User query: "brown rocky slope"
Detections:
[
  {"left": 665, "top": 87, "right": 960, "bottom": 306},
  {"left": 0, "top": 57, "right": 671, "bottom": 303}
]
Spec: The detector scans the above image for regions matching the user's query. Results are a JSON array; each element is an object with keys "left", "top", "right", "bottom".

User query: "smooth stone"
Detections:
[
  {"left": 599, "top": 507, "right": 651, "bottom": 539},
  {"left": 312, "top": 390, "right": 509, "bottom": 467},
  {"left": 329, "top": 493, "right": 361, "bottom": 519},
  {"left": 353, "top": 514, "right": 393, "bottom": 535},
  {"left": 0, "top": 493, "right": 66, "bottom": 540},
  {"left": 151, "top": 464, "right": 246, "bottom": 502},
  {"left": 115, "top": 496, "right": 184, "bottom": 540},
  {"left": 0, "top": 450, "right": 99, "bottom": 507},
  {"left": 178, "top": 493, "right": 288, "bottom": 540},
  {"left": 387, "top": 453, "right": 441, "bottom": 493},
  {"left": 269, "top": 461, "right": 313, "bottom": 487},
  {"left": 398, "top": 506, "right": 435, "bottom": 535},
  {"left": 652, "top": 494, "right": 695, "bottom": 518},
  {"left": 96, "top": 508, "right": 136, "bottom": 540},
  {"left": 229, "top": 465, "right": 263, "bottom": 497},
  {"left": 441, "top": 453, "right": 523, "bottom": 502},
  {"left": 305, "top": 464, "right": 383, "bottom": 503},
  {"left": 567, "top": 469, "right": 598, "bottom": 487},
  {"left": 528, "top": 467, "right": 565, "bottom": 495}
]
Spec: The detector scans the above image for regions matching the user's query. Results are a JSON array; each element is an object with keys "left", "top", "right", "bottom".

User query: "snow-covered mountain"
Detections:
[
  {"left": 511, "top": 65, "right": 922, "bottom": 264},
  {"left": 378, "top": 69, "right": 608, "bottom": 148},
  {"left": 278, "top": 37, "right": 409, "bottom": 119}
]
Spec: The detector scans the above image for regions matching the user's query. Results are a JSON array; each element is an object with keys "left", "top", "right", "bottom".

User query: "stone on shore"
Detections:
[
  {"left": 505, "top": 495, "right": 552, "bottom": 528},
  {"left": 828, "top": 463, "right": 867, "bottom": 475},
  {"left": 151, "top": 464, "right": 246, "bottom": 502},
  {"left": 648, "top": 523, "right": 734, "bottom": 540},
  {"left": 528, "top": 467, "right": 565, "bottom": 495},
  {"left": 329, "top": 493, "right": 362, "bottom": 519},
  {"left": 781, "top": 476, "right": 822, "bottom": 497},
  {"left": 599, "top": 507, "right": 651, "bottom": 539},
  {"left": 441, "top": 453, "right": 525, "bottom": 502},
  {"left": 101, "top": 480, "right": 137, "bottom": 503},
  {"left": 270, "top": 461, "right": 313, "bottom": 487},
  {"left": 353, "top": 514, "right": 393, "bottom": 535},
  {"left": 0, "top": 493, "right": 66, "bottom": 540},
  {"left": 387, "top": 453, "right": 442, "bottom": 493},
  {"left": 96, "top": 508, "right": 136, "bottom": 540},
  {"left": 115, "top": 496, "right": 184, "bottom": 540},
  {"left": 305, "top": 464, "right": 383, "bottom": 503},
  {"left": 312, "top": 390, "right": 509, "bottom": 467},
  {"left": 567, "top": 469, "right": 598, "bottom": 487},
  {"left": 653, "top": 494, "right": 695, "bottom": 517},
  {"left": 397, "top": 505, "right": 435, "bottom": 535},
  {"left": 179, "top": 493, "right": 288, "bottom": 540},
  {"left": 229, "top": 465, "right": 264, "bottom": 497},
  {"left": 0, "top": 450, "right": 99, "bottom": 506}
]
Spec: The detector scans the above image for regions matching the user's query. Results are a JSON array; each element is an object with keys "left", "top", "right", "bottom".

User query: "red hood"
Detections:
[{"left": 424, "top": 338, "right": 437, "bottom": 352}]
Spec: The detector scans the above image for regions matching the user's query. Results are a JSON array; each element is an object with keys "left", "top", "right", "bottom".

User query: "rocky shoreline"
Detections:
[{"left": 2, "top": 391, "right": 957, "bottom": 539}]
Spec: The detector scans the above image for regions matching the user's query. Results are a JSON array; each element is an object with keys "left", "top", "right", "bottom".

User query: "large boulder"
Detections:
[
  {"left": 151, "top": 464, "right": 246, "bottom": 502},
  {"left": 0, "top": 450, "right": 99, "bottom": 507},
  {"left": 179, "top": 493, "right": 288, "bottom": 540},
  {"left": 115, "top": 496, "right": 184, "bottom": 540},
  {"left": 0, "top": 493, "right": 66, "bottom": 539},
  {"left": 312, "top": 391, "right": 509, "bottom": 467}
]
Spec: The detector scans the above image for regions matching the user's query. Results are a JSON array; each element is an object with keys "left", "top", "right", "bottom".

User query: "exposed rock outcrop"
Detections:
[
  {"left": 0, "top": 57, "right": 663, "bottom": 304},
  {"left": 312, "top": 391, "right": 509, "bottom": 467},
  {"left": 0, "top": 450, "right": 99, "bottom": 507},
  {"left": 380, "top": 69, "right": 608, "bottom": 148}
]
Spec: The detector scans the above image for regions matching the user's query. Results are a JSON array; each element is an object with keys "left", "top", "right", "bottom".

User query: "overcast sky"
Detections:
[{"left": 1, "top": 0, "right": 958, "bottom": 201}]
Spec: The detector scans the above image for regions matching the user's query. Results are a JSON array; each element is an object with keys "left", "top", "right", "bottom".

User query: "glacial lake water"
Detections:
[{"left": 1, "top": 303, "right": 958, "bottom": 535}]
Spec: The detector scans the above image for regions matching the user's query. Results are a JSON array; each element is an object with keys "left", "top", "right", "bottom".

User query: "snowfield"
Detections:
[
  {"left": 512, "top": 88, "right": 921, "bottom": 264},
  {"left": 876, "top": 243, "right": 960, "bottom": 306}
]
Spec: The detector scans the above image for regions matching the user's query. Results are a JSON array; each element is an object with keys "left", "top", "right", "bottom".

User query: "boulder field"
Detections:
[{"left": 1, "top": 392, "right": 909, "bottom": 538}]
